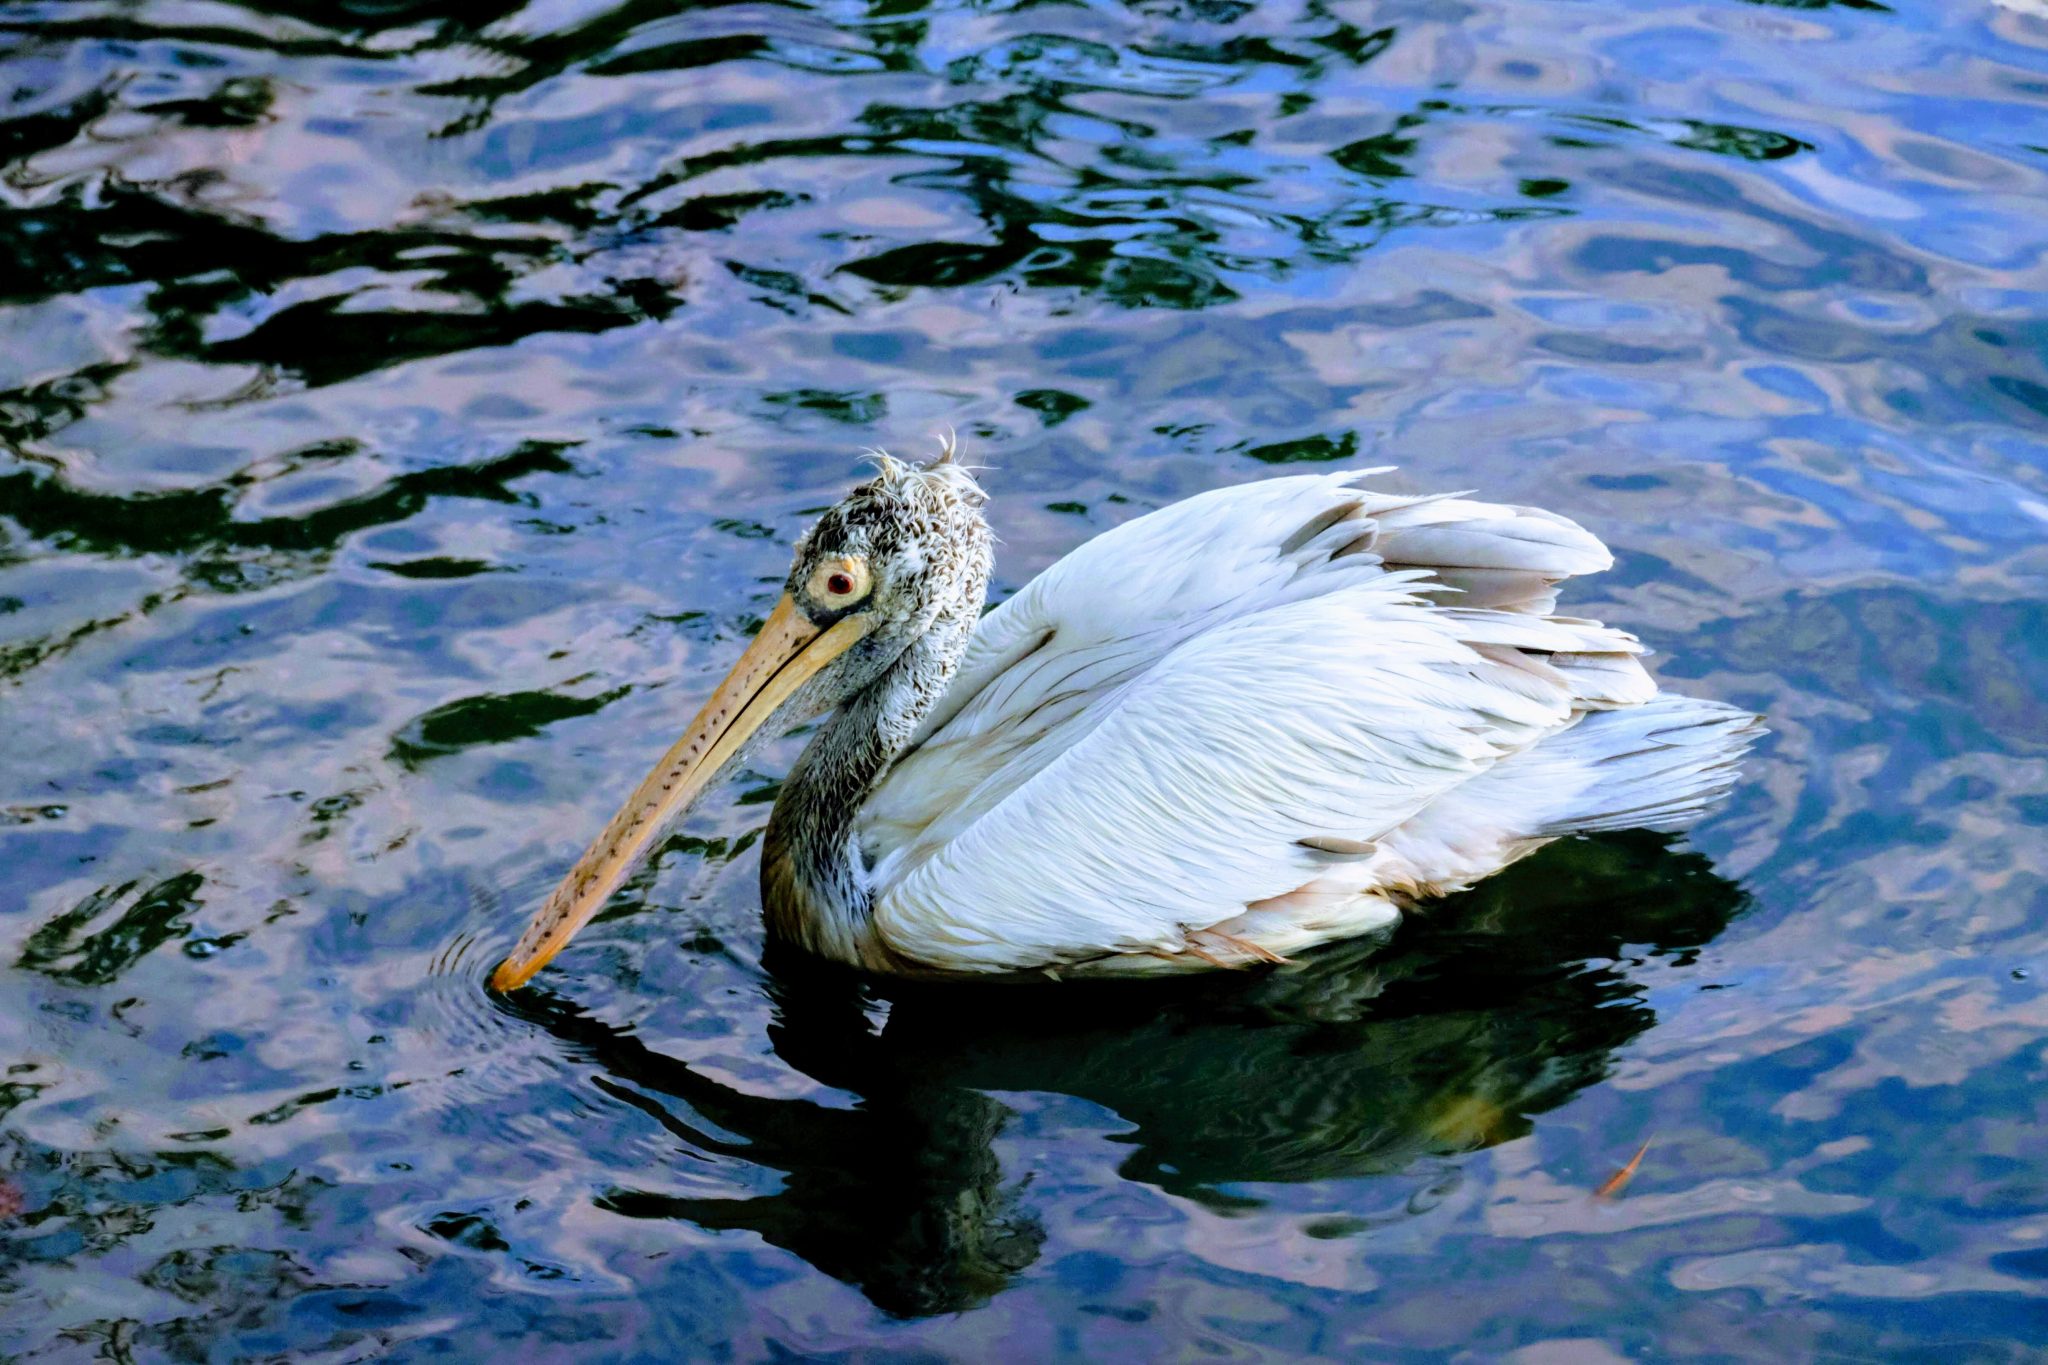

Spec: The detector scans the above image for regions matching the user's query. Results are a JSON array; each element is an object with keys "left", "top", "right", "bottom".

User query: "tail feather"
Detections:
[
  {"left": 1520, "top": 695, "right": 1765, "bottom": 837},
  {"left": 1375, "top": 694, "right": 1763, "bottom": 897}
]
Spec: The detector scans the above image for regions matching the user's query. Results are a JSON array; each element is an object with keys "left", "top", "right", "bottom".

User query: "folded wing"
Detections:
[{"left": 858, "top": 471, "right": 1670, "bottom": 972}]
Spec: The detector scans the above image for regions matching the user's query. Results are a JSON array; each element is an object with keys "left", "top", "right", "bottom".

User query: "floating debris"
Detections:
[{"left": 1594, "top": 1139, "right": 1653, "bottom": 1201}]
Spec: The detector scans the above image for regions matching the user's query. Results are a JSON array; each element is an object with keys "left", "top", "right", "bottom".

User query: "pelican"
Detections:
[{"left": 491, "top": 442, "right": 1759, "bottom": 989}]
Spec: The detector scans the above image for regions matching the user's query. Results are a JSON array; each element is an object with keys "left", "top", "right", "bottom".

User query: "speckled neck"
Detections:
[{"left": 761, "top": 598, "right": 980, "bottom": 966}]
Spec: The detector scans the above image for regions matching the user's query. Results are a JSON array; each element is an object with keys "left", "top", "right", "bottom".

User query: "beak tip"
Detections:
[{"left": 488, "top": 958, "right": 529, "bottom": 993}]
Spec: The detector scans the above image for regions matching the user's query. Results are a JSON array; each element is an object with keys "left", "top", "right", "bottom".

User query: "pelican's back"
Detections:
[{"left": 855, "top": 471, "right": 1759, "bottom": 974}]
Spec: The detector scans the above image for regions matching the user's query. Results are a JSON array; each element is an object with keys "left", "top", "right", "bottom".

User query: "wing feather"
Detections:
[{"left": 856, "top": 470, "right": 1657, "bottom": 971}]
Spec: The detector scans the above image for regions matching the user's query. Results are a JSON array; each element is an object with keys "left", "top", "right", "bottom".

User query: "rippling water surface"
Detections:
[{"left": 3, "top": 0, "right": 2047, "bottom": 1356}]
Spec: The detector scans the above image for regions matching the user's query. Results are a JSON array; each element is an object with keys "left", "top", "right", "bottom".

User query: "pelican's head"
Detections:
[
  {"left": 771, "top": 445, "right": 993, "bottom": 715},
  {"left": 489, "top": 442, "right": 990, "bottom": 992}
]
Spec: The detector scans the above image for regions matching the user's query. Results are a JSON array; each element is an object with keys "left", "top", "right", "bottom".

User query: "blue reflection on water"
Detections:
[{"left": 2, "top": 0, "right": 2047, "bottom": 1356}]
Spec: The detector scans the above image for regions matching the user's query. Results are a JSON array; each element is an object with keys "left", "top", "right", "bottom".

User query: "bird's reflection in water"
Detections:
[{"left": 500, "top": 832, "right": 1746, "bottom": 1317}]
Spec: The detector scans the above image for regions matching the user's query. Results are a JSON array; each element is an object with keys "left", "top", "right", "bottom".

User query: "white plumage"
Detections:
[
  {"left": 492, "top": 458, "right": 1760, "bottom": 992},
  {"left": 857, "top": 469, "right": 1757, "bottom": 974}
]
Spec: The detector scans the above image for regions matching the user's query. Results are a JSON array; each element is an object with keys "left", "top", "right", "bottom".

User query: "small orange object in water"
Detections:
[
  {"left": 0, "top": 1179, "right": 24, "bottom": 1220},
  {"left": 1593, "top": 1139, "right": 1653, "bottom": 1200}
]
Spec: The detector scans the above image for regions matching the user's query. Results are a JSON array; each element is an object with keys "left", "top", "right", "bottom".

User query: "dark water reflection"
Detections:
[
  {"left": 516, "top": 835, "right": 1742, "bottom": 1319},
  {"left": 3, "top": 0, "right": 2048, "bottom": 1356}
]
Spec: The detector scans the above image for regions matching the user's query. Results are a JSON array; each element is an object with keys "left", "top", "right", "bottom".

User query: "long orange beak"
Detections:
[{"left": 490, "top": 593, "right": 872, "bottom": 991}]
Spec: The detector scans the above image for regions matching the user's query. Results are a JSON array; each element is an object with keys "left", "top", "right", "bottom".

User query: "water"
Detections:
[{"left": 2, "top": 0, "right": 2045, "bottom": 1356}]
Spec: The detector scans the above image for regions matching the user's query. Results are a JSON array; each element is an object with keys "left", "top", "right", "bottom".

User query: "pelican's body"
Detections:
[{"left": 493, "top": 452, "right": 1758, "bottom": 990}]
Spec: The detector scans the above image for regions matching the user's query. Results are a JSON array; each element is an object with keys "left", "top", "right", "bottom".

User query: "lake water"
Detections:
[{"left": 3, "top": 0, "right": 2047, "bottom": 1357}]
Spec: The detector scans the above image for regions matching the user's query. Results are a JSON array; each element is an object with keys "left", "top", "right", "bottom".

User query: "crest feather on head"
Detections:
[{"left": 861, "top": 429, "right": 988, "bottom": 508}]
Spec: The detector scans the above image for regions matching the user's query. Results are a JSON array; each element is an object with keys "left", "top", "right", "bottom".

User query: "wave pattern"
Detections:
[{"left": 2, "top": 0, "right": 2048, "bottom": 1357}]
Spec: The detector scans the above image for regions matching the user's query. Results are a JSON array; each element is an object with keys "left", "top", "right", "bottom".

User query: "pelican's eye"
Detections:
[{"left": 806, "top": 556, "right": 871, "bottom": 607}]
